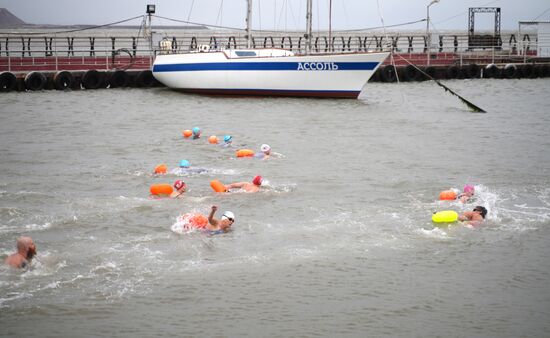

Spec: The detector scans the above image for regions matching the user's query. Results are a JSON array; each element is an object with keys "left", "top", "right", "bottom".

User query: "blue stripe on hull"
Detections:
[
  {"left": 153, "top": 62, "right": 378, "bottom": 72},
  {"left": 174, "top": 88, "right": 361, "bottom": 99}
]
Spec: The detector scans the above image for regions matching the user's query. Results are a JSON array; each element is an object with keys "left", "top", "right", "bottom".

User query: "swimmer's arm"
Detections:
[
  {"left": 458, "top": 195, "right": 469, "bottom": 203},
  {"left": 225, "top": 182, "right": 246, "bottom": 189},
  {"left": 208, "top": 206, "right": 219, "bottom": 226}
]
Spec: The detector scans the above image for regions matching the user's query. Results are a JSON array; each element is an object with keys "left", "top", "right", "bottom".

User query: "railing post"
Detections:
[
  {"left": 54, "top": 33, "right": 58, "bottom": 72},
  {"left": 67, "top": 37, "right": 74, "bottom": 56},
  {"left": 44, "top": 37, "right": 53, "bottom": 57},
  {"left": 90, "top": 37, "right": 95, "bottom": 56},
  {"left": 111, "top": 37, "right": 116, "bottom": 58}
]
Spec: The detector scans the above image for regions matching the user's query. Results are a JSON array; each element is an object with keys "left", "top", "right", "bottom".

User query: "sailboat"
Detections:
[{"left": 152, "top": 0, "right": 389, "bottom": 99}]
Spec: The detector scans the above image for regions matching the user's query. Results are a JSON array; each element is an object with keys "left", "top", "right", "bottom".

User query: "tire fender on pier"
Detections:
[
  {"left": 82, "top": 70, "right": 104, "bottom": 89},
  {"left": 136, "top": 70, "right": 155, "bottom": 87},
  {"left": 401, "top": 65, "right": 421, "bottom": 82},
  {"left": 503, "top": 64, "right": 517, "bottom": 79},
  {"left": 380, "top": 65, "right": 397, "bottom": 83},
  {"left": 424, "top": 66, "right": 437, "bottom": 80},
  {"left": 446, "top": 66, "right": 459, "bottom": 79},
  {"left": 465, "top": 64, "right": 481, "bottom": 79},
  {"left": 519, "top": 64, "right": 535, "bottom": 78},
  {"left": 0, "top": 72, "right": 17, "bottom": 92},
  {"left": 53, "top": 71, "right": 73, "bottom": 90},
  {"left": 24, "top": 71, "right": 47, "bottom": 91},
  {"left": 540, "top": 64, "right": 550, "bottom": 78},
  {"left": 109, "top": 70, "right": 129, "bottom": 88},
  {"left": 483, "top": 64, "right": 500, "bottom": 78}
]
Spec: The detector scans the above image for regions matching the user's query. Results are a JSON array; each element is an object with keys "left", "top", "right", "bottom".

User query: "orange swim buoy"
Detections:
[
  {"left": 154, "top": 164, "right": 167, "bottom": 174},
  {"left": 236, "top": 149, "right": 255, "bottom": 157},
  {"left": 183, "top": 130, "right": 193, "bottom": 138},
  {"left": 180, "top": 213, "right": 208, "bottom": 229},
  {"left": 208, "top": 135, "right": 219, "bottom": 144},
  {"left": 150, "top": 183, "right": 173, "bottom": 196},
  {"left": 439, "top": 190, "right": 457, "bottom": 201},
  {"left": 210, "top": 179, "right": 227, "bottom": 192}
]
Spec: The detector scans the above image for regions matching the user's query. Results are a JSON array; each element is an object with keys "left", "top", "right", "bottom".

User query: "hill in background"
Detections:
[{"left": 0, "top": 8, "right": 26, "bottom": 28}]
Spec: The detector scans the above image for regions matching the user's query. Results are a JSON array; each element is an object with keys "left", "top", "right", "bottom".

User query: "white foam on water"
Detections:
[
  {"left": 0, "top": 292, "right": 33, "bottom": 308},
  {"left": 416, "top": 227, "right": 451, "bottom": 240},
  {"left": 24, "top": 222, "right": 52, "bottom": 231}
]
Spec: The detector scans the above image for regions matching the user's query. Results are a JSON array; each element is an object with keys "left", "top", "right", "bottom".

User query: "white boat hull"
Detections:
[{"left": 152, "top": 50, "right": 388, "bottom": 98}]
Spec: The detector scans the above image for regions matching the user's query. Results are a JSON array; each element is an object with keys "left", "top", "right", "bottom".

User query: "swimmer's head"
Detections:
[
  {"left": 473, "top": 206, "right": 487, "bottom": 219},
  {"left": 174, "top": 180, "right": 186, "bottom": 191},
  {"left": 222, "top": 211, "right": 235, "bottom": 221},
  {"left": 464, "top": 184, "right": 475, "bottom": 194},
  {"left": 224, "top": 135, "right": 232, "bottom": 143},
  {"left": 192, "top": 127, "right": 201, "bottom": 136},
  {"left": 179, "top": 160, "right": 190, "bottom": 168},
  {"left": 252, "top": 175, "right": 263, "bottom": 186},
  {"left": 260, "top": 144, "right": 271, "bottom": 154},
  {"left": 221, "top": 211, "right": 235, "bottom": 228},
  {"left": 16, "top": 236, "right": 36, "bottom": 259}
]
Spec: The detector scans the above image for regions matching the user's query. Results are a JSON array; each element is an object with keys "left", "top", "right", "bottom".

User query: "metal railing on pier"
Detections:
[{"left": 0, "top": 30, "right": 546, "bottom": 72}]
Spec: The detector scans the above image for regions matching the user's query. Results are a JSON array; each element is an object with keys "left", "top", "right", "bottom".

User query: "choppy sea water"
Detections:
[{"left": 1, "top": 79, "right": 550, "bottom": 337}]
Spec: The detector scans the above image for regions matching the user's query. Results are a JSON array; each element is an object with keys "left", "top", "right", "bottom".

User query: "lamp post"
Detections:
[
  {"left": 146, "top": 5, "right": 156, "bottom": 65},
  {"left": 426, "top": 0, "right": 440, "bottom": 66}
]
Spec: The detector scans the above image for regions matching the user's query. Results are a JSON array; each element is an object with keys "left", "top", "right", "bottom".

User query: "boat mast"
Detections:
[
  {"left": 246, "top": 0, "right": 253, "bottom": 48},
  {"left": 305, "top": 0, "right": 312, "bottom": 54},
  {"left": 328, "top": 0, "right": 332, "bottom": 51}
]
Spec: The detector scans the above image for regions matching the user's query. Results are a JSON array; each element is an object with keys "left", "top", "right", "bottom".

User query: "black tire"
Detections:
[
  {"left": 519, "top": 64, "right": 535, "bottom": 78},
  {"left": 425, "top": 66, "right": 437, "bottom": 80},
  {"left": 81, "top": 70, "right": 104, "bottom": 90},
  {"left": 416, "top": 67, "right": 430, "bottom": 81},
  {"left": 24, "top": 71, "right": 47, "bottom": 91},
  {"left": 369, "top": 68, "right": 381, "bottom": 82},
  {"left": 0, "top": 72, "right": 17, "bottom": 92},
  {"left": 502, "top": 64, "right": 517, "bottom": 79},
  {"left": 109, "top": 70, "right": 129, "bottom": 88},
  {"left": 465, "top": 64, "right": 481, "bottom": 78},
  {"left": 446, "top": 66, "right": 459, "bottom": 79},
  {"left": 53, "top": 71, "right": 73, "bottom": 90},
  {"left": 483, "top": 64, "right": 500, "bottom": 78},
  {"left": 136, "top": 70, "right": 155, "bottom": 87},
  {"left": 540, "top": 64, "right": 550, "bottom": 78},
  {"left": 533, "top": 65, "right": 543, "bottom": 78},
  {"left": 402, "top": 65, "right": 421, "bottom": 81},
  {"left": 380, "top": 65, "right": 397, "bottom": 83}
]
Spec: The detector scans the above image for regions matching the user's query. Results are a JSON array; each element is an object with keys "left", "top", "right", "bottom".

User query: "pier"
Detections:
[{"left": 1, "top": 29, "right": 549, "bottom": 92}]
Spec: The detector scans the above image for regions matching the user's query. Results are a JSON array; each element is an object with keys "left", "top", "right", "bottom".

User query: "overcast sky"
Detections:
[{"left": 1, "top": 0, "right": 549, "bottom": 31}]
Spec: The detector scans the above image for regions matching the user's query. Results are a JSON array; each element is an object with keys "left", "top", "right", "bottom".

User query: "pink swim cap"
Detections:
[
  {"left": 464, "top": 185, "right": 475, "bottom": 194},
  {"left": 252, "top": 175, "right": 263, "bottom": 186},
  {"left": 174, "top": 180, "right": 186, "bottom": 190}
]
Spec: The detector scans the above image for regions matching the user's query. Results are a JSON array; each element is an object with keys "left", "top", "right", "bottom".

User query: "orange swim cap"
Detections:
[{"left": 154, "top": 164, "right": 167, "bottom": 174}]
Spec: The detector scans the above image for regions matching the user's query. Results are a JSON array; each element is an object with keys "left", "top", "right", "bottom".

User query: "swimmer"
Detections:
[
  {"left": 254, "top": 144, "right": 271, "bottom": 159},
  {"left": 170, "top": 180, "right": 187, "bottom": 198},
  {"left": 4, "top": 236, "right": 37, "bottom": 269},
  {"left": 225, "top": 175, "right": 263, "bottom": 193},
  {"left": 457, "top": 184, "right": 475, "bottom": 203},
  {"left": 153, "top": 163, "right": 168, "bottom": 175},
  {"left": 171, "top": 159, "right": 208, "bottom": 175},
  {"left": 458, "top": 206, "right": 487, "bottom": 227},
  {"left": 192, "top": 127, "right": 201, "bottom": 139},
  {"left": 221, "top": 135, "right": 233, "bottom": 148},
  {"left": 207, "top": 206, "right": 235, "bottom": 233}
]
